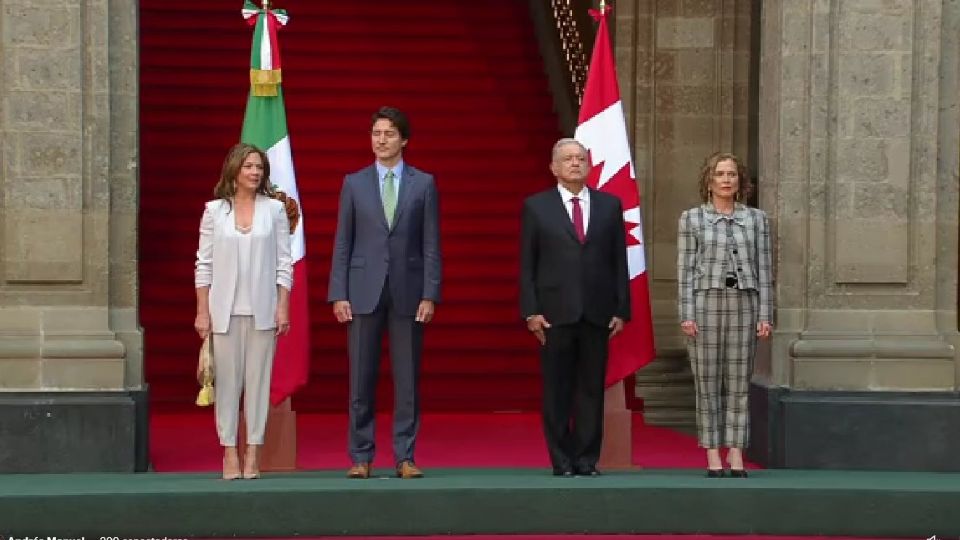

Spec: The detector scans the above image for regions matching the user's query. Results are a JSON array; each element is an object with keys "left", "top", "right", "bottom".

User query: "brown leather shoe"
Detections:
[
  {"left": 346, "top": 463, "right": 372, "bottom": 479},
  {"left": 396, "top": 460, "right": 424, "bottom": 479}
]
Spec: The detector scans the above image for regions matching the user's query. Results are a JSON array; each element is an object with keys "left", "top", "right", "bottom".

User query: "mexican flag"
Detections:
[
  {"left": 575, "top": 4, "right": 656, "bottom": 386},
  {"left": 241, "top": 0, "right": 309, "bottom": 404}
]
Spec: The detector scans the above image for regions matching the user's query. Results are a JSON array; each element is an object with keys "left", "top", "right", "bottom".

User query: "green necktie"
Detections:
[{"left": 382, "top": 170, "right": 397, "bottom": 226}]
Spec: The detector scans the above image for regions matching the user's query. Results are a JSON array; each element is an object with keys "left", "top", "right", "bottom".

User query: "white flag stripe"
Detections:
[
  {"left": 260, "top": 18, "right": 273, "bottom": 70},
  {"left": 625, "top": 206, "right": 647, "bottom": 274},
  {"left": 266, "top": 136, "right": 305, "bottom": 262},
  {"left": 623, "top": 207, "right": 642, "bottom": 230},
  {"left": 574, "top": 101, "right": 635, "bottom": 190},
  {"left": 626, "top": 245, "right": 645, "bottom": 280}
]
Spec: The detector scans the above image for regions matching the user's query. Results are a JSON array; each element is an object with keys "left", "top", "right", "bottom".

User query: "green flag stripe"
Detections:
[
  {"left": 241, "top": 88, "right": 288, "bottom": 151},
  {"left": 250, "top": 14, "right": 264, "bottom": 70}
]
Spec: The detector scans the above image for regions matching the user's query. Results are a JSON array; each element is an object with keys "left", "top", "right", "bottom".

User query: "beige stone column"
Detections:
[
  {"left": 743, "top": 0, "right": 960, "bottom": 471},
  {"left": 758, "top": 0, "right": 958, "bottom": 391},
  {"left": 0, "top": 0, "right": 143, "bottom": 471}
]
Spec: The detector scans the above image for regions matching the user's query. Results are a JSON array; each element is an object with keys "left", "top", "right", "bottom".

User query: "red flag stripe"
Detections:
[
  {"left": 266, "top": 11, "right": 282, "bottom": 69},
  {"left": 270, "top": 260, "right": 309, "bottom": 405}
]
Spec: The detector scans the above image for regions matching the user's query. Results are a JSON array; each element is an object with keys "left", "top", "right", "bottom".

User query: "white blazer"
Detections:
[{"left": 195, "top": 195, "right": 293, "bottom": 334}]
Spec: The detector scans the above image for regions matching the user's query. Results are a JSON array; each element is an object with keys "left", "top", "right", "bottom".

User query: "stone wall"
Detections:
[
  {"left": 758, "top": 0, "right": 958, "bottom": 390},
  {"left": 0, "top": 0, "right": 144, "bottom": 471},
  {"left": 0, "top": 0, "right": 141, "bottom": 391}
]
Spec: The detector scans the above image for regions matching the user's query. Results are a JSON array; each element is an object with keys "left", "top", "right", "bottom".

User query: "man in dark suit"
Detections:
[
  {"left": 519, "top": 138, "right": 630, "bottom": 477},
  {"left": 328, "top": 106, "right": 441, "bottom": 479}
]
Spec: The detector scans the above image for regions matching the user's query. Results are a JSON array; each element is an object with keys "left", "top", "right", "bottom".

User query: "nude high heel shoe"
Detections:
[
  {"left": 222, "top": 447, "right": 241, "bottom": 481},
  {"left": 242, "top": 444, "right": 261, "bottom": 479}
]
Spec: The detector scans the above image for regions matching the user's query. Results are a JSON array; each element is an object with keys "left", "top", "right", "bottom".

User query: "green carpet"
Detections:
[{"left": 1, "top": 468, "right": 957, "bottom": 537}]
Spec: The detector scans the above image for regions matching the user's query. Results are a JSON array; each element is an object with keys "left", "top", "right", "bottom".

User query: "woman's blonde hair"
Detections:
[
  {"left": 213, "top": 143, "right": 274, "bottom": 206},
  {"left": 697, "top": 152, "right": 754, "bottom": 203}
]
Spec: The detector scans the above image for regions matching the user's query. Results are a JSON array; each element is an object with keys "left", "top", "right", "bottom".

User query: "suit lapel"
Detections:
[
  {"left": 391, "top": 165, "right": 416, "bottom": 230},
  {"left": 368, "top": 166, "right": 390, "bottom": 231},
  {"left": 549, "top": 188, "right": 579, "bottom": 243}
]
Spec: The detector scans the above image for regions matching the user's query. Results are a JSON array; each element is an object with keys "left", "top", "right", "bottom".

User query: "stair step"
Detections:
[
  {"left": 635, "top": 354, "right": 696, "bottom": 430},
  {"left": 637, "top": 372, "right": 691, "bottom": 382},
  {"left": 644, "top": 410, "right": 698, "bottom": 426},
  {"left": 636, "top": 385, "right": 695, "bottom": 398},
  {"left": 641, "top": 398, "right": 695, "bottom": 408}
]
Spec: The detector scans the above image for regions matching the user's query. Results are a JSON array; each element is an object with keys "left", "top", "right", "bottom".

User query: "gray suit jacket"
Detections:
[
  {"left": 677, "top": 202, "right": 773, "bottom": 323},
  {"left": 327, "top": 163, "right": 441, "bottom": 316}
]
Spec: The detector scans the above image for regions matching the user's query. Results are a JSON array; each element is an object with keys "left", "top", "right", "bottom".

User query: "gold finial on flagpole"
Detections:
[
  {"left": 262, "top": 0, "right": 270, "bottom": 9},
  {"left": 599, "top": 0, "right": 606, "bottom": 11}
]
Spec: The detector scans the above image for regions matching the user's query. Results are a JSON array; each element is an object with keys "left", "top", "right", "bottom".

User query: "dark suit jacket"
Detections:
[
  {"left": 519, "top": 187, "right": 630, "bottom": 326},
  {"left": 327, "top": 163, "right": 442, "bottom": 316}
]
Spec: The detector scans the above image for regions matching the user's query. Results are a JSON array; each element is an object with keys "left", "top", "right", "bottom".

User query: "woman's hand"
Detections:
[
  {"left": 275, "top": 285, "right": 291, "bottom": 336},
  {"left": 275, "top": 305, "right": 290, "bottom": 336},
  {"left": 195, "top": 312, "right": 211, "bottom": 339},
  {"left": 680, "top": 320, "right": 698, "bottom": 337},
  {"left": 756, "top": 321, "right": 772, "bottom": 339}
]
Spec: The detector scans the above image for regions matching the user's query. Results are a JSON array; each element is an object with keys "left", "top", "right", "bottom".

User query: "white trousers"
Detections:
[{"left": 212, "top": 315, "right": 275, "bottom": 446}]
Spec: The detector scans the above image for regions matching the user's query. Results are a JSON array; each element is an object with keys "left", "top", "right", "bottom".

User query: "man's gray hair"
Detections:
[{"left": 551, "top": 138, "right": 588, "bottom": 161}]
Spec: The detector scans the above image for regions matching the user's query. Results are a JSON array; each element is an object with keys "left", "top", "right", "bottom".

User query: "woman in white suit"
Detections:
[{"left": 194, "top": 143, "right": 292, "bottom": 480}]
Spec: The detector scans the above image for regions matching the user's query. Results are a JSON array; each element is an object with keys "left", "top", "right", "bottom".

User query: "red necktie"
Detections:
[{"left": 571, "top": 196, "right": 585, "bottom": 243}]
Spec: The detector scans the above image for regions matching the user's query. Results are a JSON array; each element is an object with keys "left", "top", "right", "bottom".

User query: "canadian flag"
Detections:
[{"left": 575, "top": 4, "right": 656, "bottom": 386}]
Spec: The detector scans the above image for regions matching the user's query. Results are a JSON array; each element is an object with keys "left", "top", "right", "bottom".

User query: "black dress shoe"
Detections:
[
  {"left": 552, "top": 466, "right": 574, "bottom": 477},
  {"left": 706, "top": 469, "right": 725, "bottom": 478},
  {"left": 575, "top": 465, "right": 601, "bottom": 476},
  {"left": 729, "top": 469, "right": 748, "bottom": 478}
]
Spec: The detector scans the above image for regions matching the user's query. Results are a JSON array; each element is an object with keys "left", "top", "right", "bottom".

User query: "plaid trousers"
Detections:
[{"left": 687, "top": 288, "right": 758, "bottom": 449}]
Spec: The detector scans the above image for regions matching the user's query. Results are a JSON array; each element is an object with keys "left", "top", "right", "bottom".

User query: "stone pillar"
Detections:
[
  {"left": 0, "top": 0, "right": 145, "bottom": 472},
  {"left": 613, "top": 0, "right": 757, "bottom": 426},
  {"left": 751, "top": 0, "right": 960, "bottom": 471}
]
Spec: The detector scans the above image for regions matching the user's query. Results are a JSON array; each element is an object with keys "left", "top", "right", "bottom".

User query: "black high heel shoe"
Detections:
[
  {"left": 706, "top": 469, "right": 725, "bottom": 478},
  {"left": 729, "top": 469, "right": 748, "bottom": 478}
]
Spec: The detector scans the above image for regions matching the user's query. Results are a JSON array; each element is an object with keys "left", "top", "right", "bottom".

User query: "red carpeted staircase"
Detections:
[{"left": 140, "top": 1, "right": 560, "bottom": 412}]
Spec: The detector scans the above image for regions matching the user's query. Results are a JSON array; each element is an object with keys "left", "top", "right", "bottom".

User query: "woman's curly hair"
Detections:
[{"left": 697, "top": 152, "right": 753, "bottom": 203}]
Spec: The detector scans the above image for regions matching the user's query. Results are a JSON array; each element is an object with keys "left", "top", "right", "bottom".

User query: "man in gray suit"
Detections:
[{"left": 328, "top": 106, "right": 442, "bottom": 479}]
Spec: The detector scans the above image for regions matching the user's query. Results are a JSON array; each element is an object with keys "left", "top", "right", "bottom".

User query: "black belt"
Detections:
[{"left": 725, "top": 274, "right": 738, "bottom": 288}]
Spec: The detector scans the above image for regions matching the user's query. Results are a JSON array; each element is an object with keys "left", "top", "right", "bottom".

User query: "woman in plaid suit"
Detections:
[{"left": 677, "top": 152, "right": 773, "bottom": 478}]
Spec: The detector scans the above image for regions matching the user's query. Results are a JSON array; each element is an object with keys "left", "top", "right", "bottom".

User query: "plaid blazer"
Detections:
[{"left": 677, "top": 202, "right": 773, "bottom": 323}]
